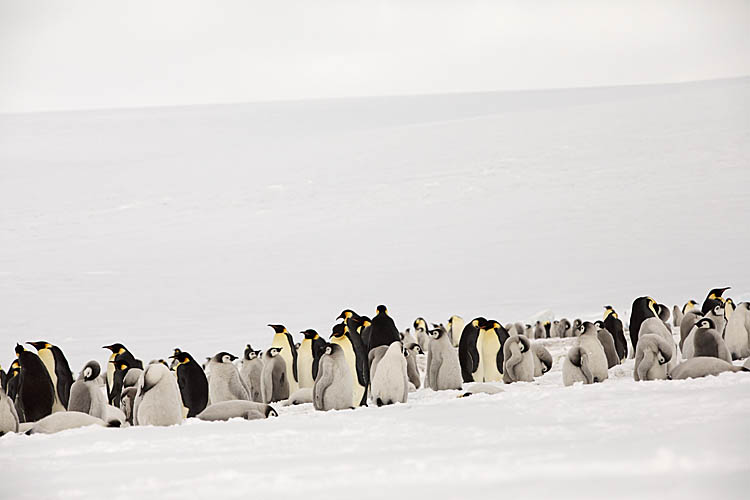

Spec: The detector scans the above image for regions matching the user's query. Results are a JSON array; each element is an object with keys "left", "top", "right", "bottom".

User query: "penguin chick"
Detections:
[
  {"left": 68, "top": 361, "right": 108, "bottom": 419},
  {"left": 594, "top": 321, "right": 619, "bottom": 369},
  {"left": 412, "top": 318, "right": 429, "bottom": 352},
  {"left": 533, "top": 321, "right": 546, "bottom": 340},
  {"left": 688, "top": 318, "right": 731, "bottom": 362},
  {"left": 313, "top": 343, "right": 353, "bottom": 411},
  {"left": 576, "top": 321, "right": 609, "bottom": 382},
  {"left": 669, "top": 357, "right": 747, "bottom": 380},
  {"left": 197, "top": 400, "right": 277, "bottom": 421},
  {"left": 724, "top": 302, "right": 750, "bottom": 360},
  {"left": 239, "top": 346, "right": 264, "bottom": 402},
  {"left": 425, "top": 325, "right": 463, "bottom": 391},
  {"left": 459, "top": 383, "right": 504, "bottom": 397},
  {"left": 672, "top": 305, "right": 684, "bottom": 328},
  {"left": 27, "top": 411, "right": 120, "bottom": 434},
  {"left": 0, "top": 387, "right": 19, "bottom": 435},
  {"left": 562, "top": 347, "right": 593, "bottom": 386},
  {"left": 208, "top": 352, "right": 250, "bottom": 404},
  {"left": 530, "top": 343, "right": 552, "bottom": 377},
  {"left": 260, "top": 348, "right": 289, "bottom": 404},
  {"left": 502, "top": 336, "right": 535, "bottom": 383},
  {"left": 134, "top": 363, "right": 183, "bottom": 426},
  {"left": 283, "top": 388, "right": 313, "bottom": 406},
  {"left": 638, "top": 317, "right": 678, "bottom": 374},
  {"left": 370, "top": 342, "right": 408, "bottom": 406},
  {"left": 634, "top": 334, "right": 673, "bottom": 381},
  {"left": 679, "top": 309, "right": 704, "bottom": 352},
  {"left": 368, "top": 345, "right": 389, "bottom": 382},
  {"left": 404, "top": 343, "right": 422, "bottom": 389}
]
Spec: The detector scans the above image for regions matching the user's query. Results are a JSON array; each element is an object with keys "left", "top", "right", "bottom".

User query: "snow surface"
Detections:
[{"left": 1, "top": 78, "right": 750, "bottom": 498}]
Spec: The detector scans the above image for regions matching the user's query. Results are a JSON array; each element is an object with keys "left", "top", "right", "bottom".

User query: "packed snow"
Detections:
[{"left": 1, "top": 78, "right": 750, "bottom": 498}]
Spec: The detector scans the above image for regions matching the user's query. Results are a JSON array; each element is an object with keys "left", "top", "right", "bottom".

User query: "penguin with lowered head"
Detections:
[
  {"left": 268, "top": 324, "right": 299, "bottom": 394},
  {"left": 629, "top": 297, "right": 659, "bottom": 355},
  {"left": 134, "top": 363, "right": 183, "bottom": 426},
  {"left": 458, "top": 317, "right": 487, "bottom": 382},
  {"left": 368, "top": 305, "right": 401, "bottom": 352},
  {"left": 27, "top": 341, "right": 73, "bottom": 412},
  {"left": 14, "top": 344, "right": 55, "bottom": 423},
  {"left": 370, "top": 342, "right": 408, "bottom": 406},
  {"left": 102, "top": 343, "right": 141, "bottom": 404}
]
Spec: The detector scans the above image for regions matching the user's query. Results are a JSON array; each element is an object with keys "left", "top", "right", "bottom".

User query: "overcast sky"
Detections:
[{"left": 1, "top": 0, "right": 748, "bottom": 113}]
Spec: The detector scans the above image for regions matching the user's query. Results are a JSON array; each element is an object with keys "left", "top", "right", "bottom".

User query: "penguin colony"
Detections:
[{"left": 2, "top": 288, "right": 750, "bottom": 437}]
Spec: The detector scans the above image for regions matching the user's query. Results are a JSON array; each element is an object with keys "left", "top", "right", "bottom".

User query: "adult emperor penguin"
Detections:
[
  {"left": 724, "top": 302, "right": 750, "bottom": 360},
  {"left": 260, "top": 347, "right": 289, "bottom": 403},
  {"left": 368, "top": 305, "right": 401, "bottom": 352},
  {"left": 207, "top": 352, "right": 249, "bottom": 404},
  {"left": 27, "top": 341, "right": 73, "bottom": 412},
  {"left": 701, "top": 286, "right": 730, "bottom": 314},
  {"left": 68, "top": 361, "right": 108, "bottom": 419},
  {"left": 543, "top": 321, "right": 551, "bottom": 338},
  {"left": 629, "top": 297, "right": 659, "bottom": 354},
  {"left": 594, "top": 321, "right": 619, "bottom": 368},
  {"left": 669, "top": 357, "right": 747, "bottom": 380},
  {"left": 134, "top": 363, "right": 183, "bottom": 426},
  {"left": 14, "top": 344, "right": 55, "bottom": 423},
  {"left": 634, "top": 334, "right": 673, "bottom": 381},
  {"left": 268, "top": 324, "right": 298, "bottom": 394},
  {"left": 0, "top": 386, "right": 19, "bottom": 435},
  {"left": 562, "top": 347, "right": 593, "bottom": 386},
  {"left": 447, "top": 315, "right": 465, "bottom": 347},
  {"left": 110, "top": 357, "right": 138, "bottom": 408},
  {"left": 531, "top": 343, "right": 552, "bottom": 377},
  {"left": 239, "top": 345, "right": 264, "bottom": 402},
  {"left": 169, "top": 348, "right": 182, "bottom": 370},
  {"left": 478, "top": 320, "right": 510, "bottom": 382},
  {"left": 336, "top": 310, "right": 370, "bottom": 388},
  {"left": 370, "top": 342, "right": 408, "bottom": 406},
  {"left": 413, "top": 318, "right": 429, "bottom": 352},
  {"left": 313, "top": 343, "right": 353, "bottom": 411},
  {"left": 171, "top": 351, "right": 209, "bottom": 417},
  {"left": 5, "top": 360, "right": 20, "bottom": 402},
  {"left": 102, "top": 343, "right": 141, "bottom": 404},
  {"left": 297, "top": 329, "right": 326, "bottom": 389},
  {"left": 458, "top": 317, "right": 487, "bottom": 382},
  {"left": 502, "top": 336, "right": 535, "bottom": 383},
  {"left": 725, "top": 298, "right": 736, "bottom": 322},
  {"left": 574, "top": 321, "right": 608, "bottom": 382},
  {"left": 425, "top": 325, "right": 462, "bottom": 391},
  {"left": 330, "top": 322, "right": 368, "bottom": 407}
]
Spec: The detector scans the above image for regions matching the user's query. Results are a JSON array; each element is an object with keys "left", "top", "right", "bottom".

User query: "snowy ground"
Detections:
[{"left": 1, "top": 78, "right": 749, "bottom": 498}]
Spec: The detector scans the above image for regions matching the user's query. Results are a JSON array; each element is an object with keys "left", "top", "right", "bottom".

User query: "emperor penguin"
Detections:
[
  {"left": 336, "top": 310, "right": 370, "bottom": 389},
  {"left": 560, "top": 319, "right": 573, "bottom": 338},
  {"left": 655, "top": 303, "right": 670, "bottom": 323},
  {"left": 705, "top": 304, "right": 727, "bottom": 336},
  {"left": 26, "top": 411, "right": 119, "bottom": 434},
  {"left": 5, "top": 360, "right": 20, "bottom": 402},
  {"left": 368, "top": 305, "right": 401, "bottom": 352},
  {"left": 685, "top": 318, "right": 731, "bottom": 362},
  {"left": 400, "top": 328, "right": 418, "bottom": 349},
  {"left": 68, "top": 361, "right": 108, "bottom": 419},
  {"left": 313, "top": 343, "right": 353, "bottom": 411},
  {"left": 669, "top": 357, "right": 747, "bottom": 380},
  {"left": 479, "top": 320, "right": 510, "bottom": 382},
  {"left": 524, "top": 324, "right": 534, "bottom": 339},
  {"left": 629, "top": 297, "right": 659, "bottom": 354},
  {"left": 458, "top": 317, "right": 488, "bottom": 382},
  {"left": 530, "top": 343, "right": 552, "bottom": 377},
  {"left": 533, "top": 321, "right": 546, "bottom": 340},
  {"left": 297, "top": 329, "right": 326, "bottom": 389},
  {"left": 171, "top": 351, "right": 209, "bottom": 417},
  {"left": 0, "top": 364, "right": 6, "bottom": 393},
  {"left": 27, "top": 341, "right": 73, "bottom": 412},
  {"left": 330, "top": 322, "right": 368, "bottom": 407},
  {"left": 370, "top": 342, "right": 408, "bottom": 406},
  {"left": 413, "top": 318, "right": 429, "bottom": 352},
  {"left": 724, "top": 302, "right": 750, "bottom": 360},
  {"left": 404, "top": 343, "right": 422, "bottom": 389},
  {"left": 198, "top": 400, "right": 277, "bottom": 421},
  {"left": 239, "top": 345, "right": 264, "bottom": 402},
  {"left": 268, "top": 324, "right": 298, "bottom": 394},
  {"left": 207, "top": 352, "right": 250, "bottom": 403},
  {"left": 447, "top": 315, "right": 465, "bottom": 347},
  {"left": 134, "top": 363, "right": 183, "bottom": 426},
  {"left": 543, "top": 321, "right": 551, "bottom": 338},
  {"left": 0, "top": 386, "right": 19, "bottom": 435},
  {"left": 562, "top": 347, "right": 594, "bottom": 386},
  {"left": 594, "top": 321, "right": 619, "bottom": 368},
  {"left": 679, "top": 309, "right": 704, "bottom": 351},
  {"left": 367, "top": 345, "right": 389, "bottom": 382},
  {"left": 574, "top": 322, "right": 609, "bottom": 383},
  {"left": 634, "top": 334, "right": 673, "bottom": 381},
  {"left": 550, "top": 320, "right": 561, "bottom": 338},
  {"left": 119, "top": 365, "right": 143, "bottom": 425},
  {"left": 701, "top": 286, "right": 730, "bottom": 314},
  {"left": 102, "top": 343, "right": 141, "bottom": 404},
  {"left": 725, "top": 298, "right": 736, "bottom": 322},
  {"left": 502, "top": 335, "right": 535, "bottom": 383},
  {"left": 14, "top": 344, "right": 55, "bottom": 423},
  {"left": 260, "top": 347, "right": 289, "bottom": 403},
  {"left": 110, "top": 356, "right": 138, "bottom": 407},
  {"left": 169, "top": 348, "right": 182, "bottom": 370},
  {"left": 638, "top": 317, "right": 679, "bottom": 374},
  {"left": 425, "top": 325, "right": 462, "bottom": 391}
]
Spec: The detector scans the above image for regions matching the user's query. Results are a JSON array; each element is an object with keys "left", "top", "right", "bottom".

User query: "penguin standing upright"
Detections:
[
  {"left": 27, "top": 341, "right": 73, "bottom": 412},
  {"left": 458, "top": 317, "right": 487, "bottom": 382},
  {"left": 336, "top": 311, "right": 370, "bottom": 395},
  {"left": 367, "top": 305, "right": 401, "bottom": 352},
  {"left": 594, "top": 321, "right": 619, "bottom": 368},
  {"left": 701, "top": 287, "right": 730, "bottom": 314},
  {"left": 370, "top": 342, "right": 408, "bottom": 406},
  {"left": 5, "top": 360, "right": 20, "bottom": 402},
  {"left": 171, "top": 351, "right": 209, "bottom": 417},
  {"left": 313, "top": 343, "right": 353, "bottom": 411},
  {"left": 68, "top": 361, "right": 109, "bottom": 420},
  {"left": 268, "top": 325, "right": 298, "bottom": 394},
  {"left": 629, "top": 297, "right": 658, "bottom": 355},
  {"left": 447, "top": 315, "right": 465, "bottom": 347},
  {"left": 0, "top": 364, "right": 6, "bottom": 392},
  {"left": 725, "top": 302, "right": 750, "bottom": 360},
  {"left": 134, "top": 363, "right": 183, "bottom": 426},
  {"left": 14, "top": 344, "right": 55, "bottom": 423},
  {"left": 260, "top": 347, "right": 289, "bottom": 403},
  {"left": 239, "top": 345, "right": 264, "bottom": 402},
  {"left": 425, "top": 325, "right": 463, "bottom": 391},
  {"left": 330, "top": 322, "right": 368, "bottom": 407},
  {"left": 479, "top": 320, "right": 510, "bottom": 382},
  {"left": 207, "top": 352, "right": 249, "bottom": 404},
  {"left": 297, "top": 329, "right": 326, "bottom": 389},
  {"left": 102, "top": 344, "right": 141, "bottom": 404},
  {"left": 413, "top": 318, "right": 429, "bottom": 352}
]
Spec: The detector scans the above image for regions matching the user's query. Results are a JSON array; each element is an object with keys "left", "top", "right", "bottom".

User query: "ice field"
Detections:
[{"left": 1, "top": 77, "right": 749, "bottom": 498}]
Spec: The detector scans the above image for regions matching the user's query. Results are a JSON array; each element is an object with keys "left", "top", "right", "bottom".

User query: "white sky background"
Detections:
[{"left": 1, "top": 0, "right": 749, "bottom": 113}]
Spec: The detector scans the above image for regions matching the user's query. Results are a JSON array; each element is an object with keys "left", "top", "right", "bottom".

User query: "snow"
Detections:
[{"left": 1, "top": 78, "right": 750, "bottom": 498}]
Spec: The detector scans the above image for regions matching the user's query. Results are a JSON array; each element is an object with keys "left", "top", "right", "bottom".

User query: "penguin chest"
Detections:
[
  {"left": 38, "top": 350, "right": 64, "bottom": 412},
  {"left": 481, "top": 333, "right": 503, "bottom": 382},
  {"left": 271, "top": 334, "right": 297, "bottom": 391},
  {"left": 297, "top": 341, "right": 314, "bottom": 388},
  {"left": 331, "top": 336, "right": 363, "bottom": 405},
  {"left": 472, "top": 331, "right": 486, "bottom": 381},
  {"left": 107, "top": 354, "right": 116, "bottom": 391}
]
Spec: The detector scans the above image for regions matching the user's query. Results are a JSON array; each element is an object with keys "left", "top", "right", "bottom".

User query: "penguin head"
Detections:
[
  {"left": 711, "top": 304, "right": 725, "bottom": 317},
  {"left": 81, "top": 361, "right": 101, "bottom": 381},
  {"left": 242, "top": 345, "right": 255, "bottom": 360},
  {"left": 573, "top": 319, "right": 582, "bottom": 329},
  {"left": 267, "top": 347, "right": 283, "bottom": 357},
  {"left": 407, "top": 343, "right": 424, "bottom": 355},
  {"left": 27, "top": 341, "right": 52, "bottom": 351},
  {"left": 413, "top": 317, "right": 427, "bottom": 331},
  {"left": 213, "top": 352, "right": 237, "bottom": 363},
  {"left": 471, "top": 317, "right": 488, "bottom": 329},
  {"left": 707, "top": 287, "right": 731, "bottom": 300},
  {"left": 171, "top": 351, "right": 195, "bottom": 365},
  {"left": 266, "top": 406, "right": 278, "bottom": 418},
  {"left": 172, "top": 348, "right": 182, "bottom": 358},
  {"left": 9, "top": 360, "right": 20, "bottom": 377},
  {"left": 336, "top": 309, "right": 358, "bottom": 321},
  {"left": 561, "top": 319, "right": 571, "bottom": 330},
  {"left": 577, "top": 322, "right": 586, "bottom": 335},
  {"left": 330, "top": 323, "right": 345, "bottom": 338},
  {"left": 102, "top": 343, "right": 127, "bottom": 354},
  {"left": 376, "top": 305, "right": 389, "bottom": 315},
  {"left": 360, "top": 316, "right": 372, "bottom": 327},
  {"left": 268, "top": 324, "right": 288, "bottom": 334},
  {"left": 695, "top": 318, "right": 716, "bottom": 330},
  {"left": 14, "top": 343, "right": 25, "bottom": 356},
  {"left": 301, "top": 329, "right": 319, "bottom": 340}
]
